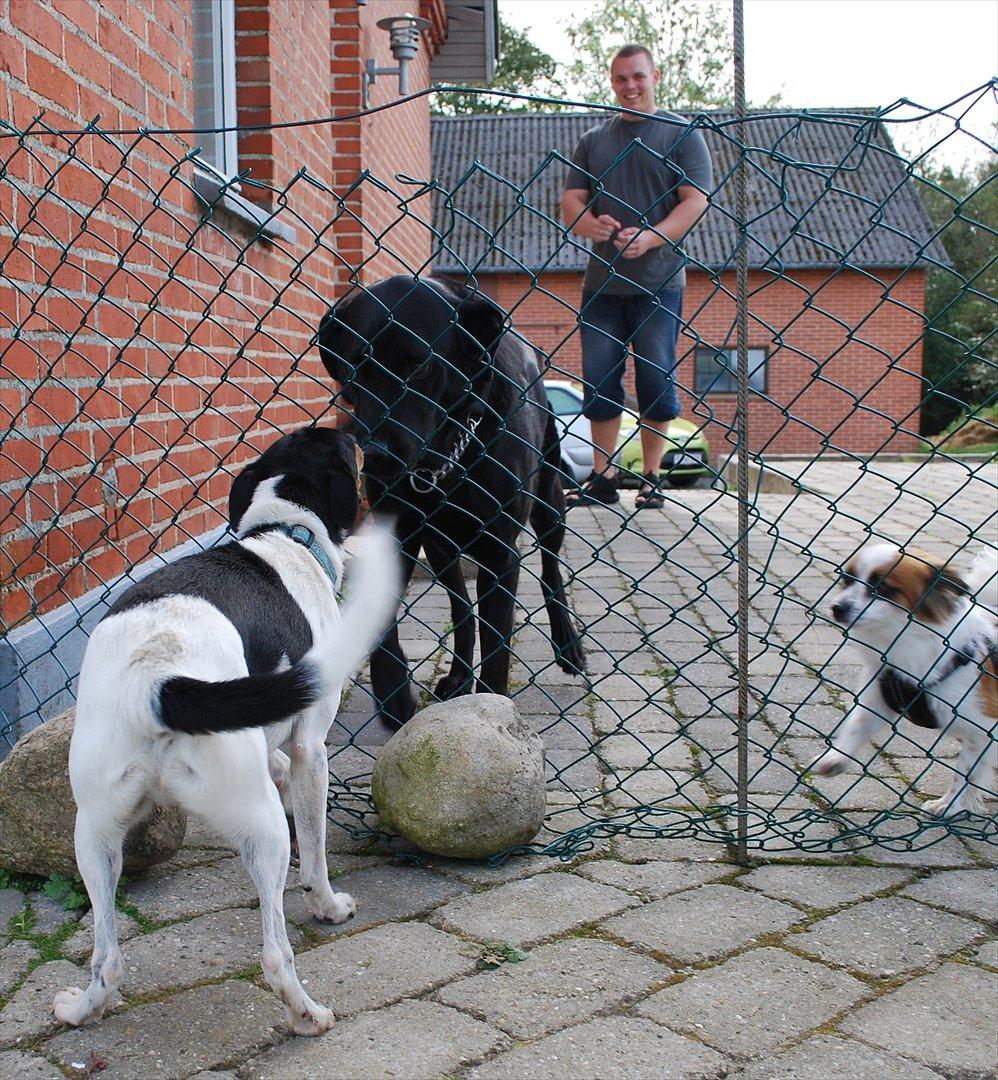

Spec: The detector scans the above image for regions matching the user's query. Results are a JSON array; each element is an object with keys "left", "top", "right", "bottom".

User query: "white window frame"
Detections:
[{"left": 190, "top": 0, "right": 295, "bottom": 242}]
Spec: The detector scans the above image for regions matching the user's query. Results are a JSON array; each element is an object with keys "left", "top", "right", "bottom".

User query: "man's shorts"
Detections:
[{"left": 578, "top": 287, "right": 683, "bottom": 422}]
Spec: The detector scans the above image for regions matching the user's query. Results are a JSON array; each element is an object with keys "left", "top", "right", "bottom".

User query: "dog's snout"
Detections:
[{"left": 831, "top": 599, "right": 848, "bottom": 622}]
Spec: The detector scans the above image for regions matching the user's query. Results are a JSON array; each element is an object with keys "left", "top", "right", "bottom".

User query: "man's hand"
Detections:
[
  {"left": 613, "top": 227, "right": 664, "bottom": 258},
  {"left": 590, "top": 213, "right": 622, "bottom": 243}
]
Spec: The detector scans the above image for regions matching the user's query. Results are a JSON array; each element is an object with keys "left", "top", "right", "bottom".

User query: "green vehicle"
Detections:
[{"left": 544, "top": 380, "right": 711, "bottom": 488}]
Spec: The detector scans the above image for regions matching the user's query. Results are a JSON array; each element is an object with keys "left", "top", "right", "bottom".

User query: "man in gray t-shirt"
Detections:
[{"left": 561, "top": 44, "right": 711, "bottom": 510}]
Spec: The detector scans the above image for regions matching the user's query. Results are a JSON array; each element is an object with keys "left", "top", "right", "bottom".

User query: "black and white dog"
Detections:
[
  {"left": 52, "top": 427, "right": 399, "bottom": 1036},
  {"left": 317, "top": 275, "right": 585, "bottom": 727},
  {"left": 812, "top": 543, "right": 997, "bottom": 817}
]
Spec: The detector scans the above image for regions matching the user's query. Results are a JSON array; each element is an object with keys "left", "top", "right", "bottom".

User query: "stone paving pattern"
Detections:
[{"left": 2, "top": 458, "right": 996, "bottom": 1077}]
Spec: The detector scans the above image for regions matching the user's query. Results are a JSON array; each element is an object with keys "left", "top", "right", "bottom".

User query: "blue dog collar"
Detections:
[{"left": 276, "top": 525, "right": 341, "bottom": 592}]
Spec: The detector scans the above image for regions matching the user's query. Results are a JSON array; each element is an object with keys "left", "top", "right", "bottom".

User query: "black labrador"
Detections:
[{"left": 317, "top": 275, "right": 585, "bottom": 727}]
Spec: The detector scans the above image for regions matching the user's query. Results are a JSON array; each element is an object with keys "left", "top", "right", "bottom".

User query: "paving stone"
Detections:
[
  {"left": 0, "top": 939, "right": 38, "bottom": 996},
  {"left": 282, "top": 864, "right": 468, "bottom": 939},
  {"left": 241, "top": 999, "right": 503, "bottom": 1079},
  {"left": 423, "top": 853, "right": 559, "bottom": 886},
  {"left": 29, "top": 895, "right": 82, "bottom": 936},
  {"left": 434, "top": 937, "right": 666, "bottom": 1039},
  {"left": 294, "top": 922, "right": 476, "bottom": 1016},
  {"left": 901, "top": 869, "right": 998, "bottom": 922},
  {"left": 431, "top": 872, "right": 636, "bottom": 947},
  {"left": 740, "top": 864, "right": 914, "bottom": 909},
  {"left": 0, "top": 960, "right": 86, "bottom": 1049},
  {"left": 122, "top": 857, "right": 259, "bottom": 922},
  {"left": 606, "top": 770, "right": 711, "bottom": 811},
  {"left": 45, "top": 980, "right": 284, "bottom": 1079},
  {"left": 977, "top": 939, "right": 998, "bottom": 967},
  {"left": 731, "top": 1035, "right": 945, "bottom": 1079},
  {"left": 0, "top": 889, "right": 27, "bottom": 934},
  {"left": 840, "top": 964, "right": 998, "bottom": 1074},
  {"left": 602, "top": 884, "right": 803, "bottom": 963},
  {"left": 0, "top": 1050, "right": 64, "bottom": 1079},
  {"left": 61, "top": 908, "right": 144, "bottom": 962},
  {"left": 793, "top": 897, "right": 986, "bottom": 976},
  {"left": 119, "top": 908, "right": 300, "bottom": 996},
  {"left": 576, "top": 859, "right": 731, "bottom": 898},
  {"left": 611, "top": 833, "right": 733, "bottom": 862},
  {"left": 637, "top": 947, "right": 867, "bottom": 1057},
  {"left": 468, "top": 1015, "right": 727, "bottom": 1079}
]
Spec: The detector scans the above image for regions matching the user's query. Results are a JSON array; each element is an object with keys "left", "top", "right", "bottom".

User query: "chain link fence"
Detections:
[{"left": 2, "top": 85, "right": 995, "bottom": 859}]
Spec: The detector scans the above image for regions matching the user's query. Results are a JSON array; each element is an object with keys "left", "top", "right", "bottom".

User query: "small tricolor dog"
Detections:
[
  {"left": 812, "top": 543, "right": 997, "bottom": 817},
  {"left": 52, "top": 427, "right": 399, "bottom": 1036}
]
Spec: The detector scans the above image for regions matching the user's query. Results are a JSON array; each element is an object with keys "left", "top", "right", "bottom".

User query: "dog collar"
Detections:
[
  {"left": 275, "top": 525, "right": 341, "bottom": 591},
  {"left": 410, "top": 416, "right": 483, "bottom": 494},
  {"left": 879, "top": 636, "right": 988, "bottom": 729}
]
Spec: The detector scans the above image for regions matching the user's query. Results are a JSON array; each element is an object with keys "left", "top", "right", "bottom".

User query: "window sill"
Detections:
[{"left": 193, "top": 168, "right": 297, "bottom": 244}]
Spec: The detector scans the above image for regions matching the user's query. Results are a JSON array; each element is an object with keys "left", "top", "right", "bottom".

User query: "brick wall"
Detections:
[
  {"left": 0, "top": 0, "right": 444, "bottom": 629},
  {"left": 491, "top": 267, "right": 926, "bottom": 456}
]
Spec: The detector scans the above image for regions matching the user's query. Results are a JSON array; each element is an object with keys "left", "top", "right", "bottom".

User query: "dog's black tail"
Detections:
[{"left": 157, "top": 527, "right": 400, "bottom": 735}]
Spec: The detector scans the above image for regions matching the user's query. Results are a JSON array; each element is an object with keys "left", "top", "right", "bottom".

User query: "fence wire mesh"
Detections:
[{"left": 1, "top": 86, "right": 996, "bottom": 860}]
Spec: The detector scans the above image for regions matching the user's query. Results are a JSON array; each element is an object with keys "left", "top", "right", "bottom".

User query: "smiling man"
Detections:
[{"left": 561, "top": 44, "right": 712, "bottom": 510}]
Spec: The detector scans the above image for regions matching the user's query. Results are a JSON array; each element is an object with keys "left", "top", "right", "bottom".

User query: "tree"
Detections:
[
  {"left": 916, "top": 155, "right": 997, "bottom": 434},
  {"left": 564, "top": 0, "right": 734, "bottom": 111},
  {"left": 431, "top": 19, "right": 566, "bottom": 116}
]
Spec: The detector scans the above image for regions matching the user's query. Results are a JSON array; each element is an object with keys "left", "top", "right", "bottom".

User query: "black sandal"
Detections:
[
  {"left": 566, "top": 470, "right": 619, "bottom": 507},
  {"left": 634, "top": 472, "right": 665, "bottom": 510}
]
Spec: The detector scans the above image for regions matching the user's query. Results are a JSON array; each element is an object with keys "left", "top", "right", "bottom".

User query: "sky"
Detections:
[{"left": 499, "top": 0, "right": 997, "bottom": 167}]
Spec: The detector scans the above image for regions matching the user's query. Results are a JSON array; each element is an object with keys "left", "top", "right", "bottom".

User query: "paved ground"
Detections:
[{"left": 1, "top": 456, "right": 996, "bottom": 1079}]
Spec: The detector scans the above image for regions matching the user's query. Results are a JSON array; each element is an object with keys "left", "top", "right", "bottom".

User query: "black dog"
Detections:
[{"left": 317, "top": 275, "right": 586, "bottom": 726}]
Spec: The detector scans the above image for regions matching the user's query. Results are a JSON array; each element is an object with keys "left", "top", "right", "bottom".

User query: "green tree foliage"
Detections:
[
  {"left": 916, "top": 155, "right": 997, "bottom": 434},
  {"left": 431, "top": 19, "right": 566, "bottom": 115},
  {"left": 564, "top": 0, "right": 734, "bottom": 110}
]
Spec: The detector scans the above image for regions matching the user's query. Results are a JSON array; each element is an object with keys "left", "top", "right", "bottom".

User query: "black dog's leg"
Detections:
[
  {"left": 475, "top": 557, "right": 521, "bottom": 696},
  {"left": 531, "top": 466, "right": 586, "bottom": 676},
  {"left": 423, "top": 536, "right": 476, "bottom": 700},
  {"left": 370, "top": 528, "right": 420, "bottom": 728}
]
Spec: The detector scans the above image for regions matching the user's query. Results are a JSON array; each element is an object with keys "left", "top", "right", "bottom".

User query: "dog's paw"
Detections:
[
  {"left": 808, "top": 748, "right": 849, "bottom": 777},
  {"left": 434, "top": 670, "right": 474, "bottom": 700},
  {"left": 287, "top": 1001, "right": 335, "bottom": 1037},
  {"left": 53, "top": 987, "right": 94, "bottom": 1027},
  {"left": 923, "top": 792, "right": 983, "bottom": 818},
  {"left": 555, "top": 638, "right": 586, "bottom": 676},
  {"left": 310, "top": 889, "right": 357, "bottom": 925}
]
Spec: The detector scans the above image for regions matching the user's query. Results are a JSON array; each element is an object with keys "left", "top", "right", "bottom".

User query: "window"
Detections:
[
  {"left": 190, "top": 0, "right": 295, "bottom": 242},
  {"left": 192, "top": 0, "right": 238, "bottom": 179},
  {"left": 694, "top": 347, "right": 767, "bottom": 394},
  {"left": 546, "top": 385, "right": 583, "bottom": 417}
]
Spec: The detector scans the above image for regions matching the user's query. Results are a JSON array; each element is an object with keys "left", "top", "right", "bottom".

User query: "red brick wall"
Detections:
[
  {"left": 0, "top": 0, "right": 444, "bottom": 628},
  {"left": 492, "top": 267, "right": 926, "bottom": 456}
]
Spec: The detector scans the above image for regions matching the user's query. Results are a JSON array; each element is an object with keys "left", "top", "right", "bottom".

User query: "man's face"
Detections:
[{"left": 610, "top": 53, "right": 660, "bottom": 116}]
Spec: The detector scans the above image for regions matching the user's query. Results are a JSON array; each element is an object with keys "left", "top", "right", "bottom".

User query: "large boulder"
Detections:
[
  {"left": 372, "top": 694, "right": 546, "bottom": 859},
  {"left": 0, "top": 709, "right": 186, "bottom": 877}
]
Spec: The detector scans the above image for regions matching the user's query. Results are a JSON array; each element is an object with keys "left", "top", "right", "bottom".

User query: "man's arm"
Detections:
[
  {"left": 561, "top": 187, "right": 622, "bottom": 244},
  {"left": 614, "top": 184, "right": 708, "bottom": 259}
]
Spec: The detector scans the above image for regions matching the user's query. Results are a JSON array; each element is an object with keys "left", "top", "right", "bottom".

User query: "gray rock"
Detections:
[
  {"left": 241, "top": 999, "right": 503, "bottom": 1079},
  {"left": 431, "top": 872, "right": 637, "bottom": 947},
  {"left": 0, "top": 939, "right": 38, "bottom": 996},
  {"left": 468, "top": 1015, "right": 727, "bottom": 1079},
  {"left": 602, "top": 884, "right": 804, "bottom": 963},
  {"left": 0, "top": 709, "right": 186, "bottom": 877},
  {"left": 0, "top": 1050, "right": 64, "bottom": 1079},
  {"left": 841, "top": 964, "right": 998, "bottom": 1074},
  {"left": 638, "top": 947, "right": 867, "bottom": 1057},
  {"left": 0, "top": 959, "right": 87, "bottom": 1049},
  {"left": 434, "top": 937, "right": 667, "bottom": 1039},
  {"left": 372, "top": 695, "right": 545, "bottom": 858},
  {"left": 793, "top": 897, "right": 985, "bottom": 976},
  {"left": 44, "top": 981, "right": 284, "bottom": 1079},
  {"left": 732, "top": 1035, "right": 945, "bottom": 1079}
]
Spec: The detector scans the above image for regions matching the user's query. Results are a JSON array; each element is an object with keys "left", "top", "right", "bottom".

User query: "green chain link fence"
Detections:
[{"left": 2, "top": 84, "right": 995, "bottom": 861}]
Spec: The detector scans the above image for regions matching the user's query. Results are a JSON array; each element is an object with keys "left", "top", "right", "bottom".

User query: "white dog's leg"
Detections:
[
  {"left": 53, "top": 807, "right": 127, "bottom": 1026},
  {"left": 289, "top": 705, "right": 355, "bottom": 924},
  {"left": 810, "top": 697, "right": 891, "bottom": 776},
  {"left": 924, "top": 726, "right": 991, "bottom": 817}
]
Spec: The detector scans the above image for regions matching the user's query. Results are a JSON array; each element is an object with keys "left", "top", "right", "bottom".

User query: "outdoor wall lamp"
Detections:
[{"left": 362, "top": 13, "right": 432, "bottom": 109}]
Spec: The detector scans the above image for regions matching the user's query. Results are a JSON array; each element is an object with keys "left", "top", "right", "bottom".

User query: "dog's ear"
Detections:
[
  {"left": 229, "top": 460, "right": 262, "bottom": 532},
  {"left": 454, "top": 290, "right": 506, "bottom": 364},
  {"left": 317, "top": 307, "right": 355, "bottom": 384}
]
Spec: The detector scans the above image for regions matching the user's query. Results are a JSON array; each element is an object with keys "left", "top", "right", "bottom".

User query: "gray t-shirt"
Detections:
[{"left": 564, "top": 110, "right": 712, "bottom": 294}]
